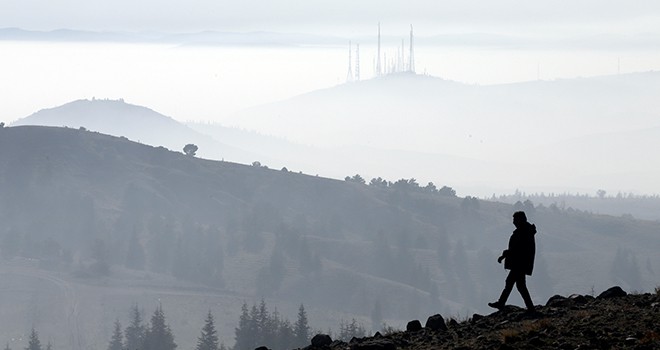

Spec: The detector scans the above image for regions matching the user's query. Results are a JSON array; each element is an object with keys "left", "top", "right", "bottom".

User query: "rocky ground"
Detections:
[{"left": 296, "top": 286, "right": 660, "bottom": 350}]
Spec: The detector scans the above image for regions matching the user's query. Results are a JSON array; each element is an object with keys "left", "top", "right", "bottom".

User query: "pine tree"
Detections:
[
  {"left": 107, "top": 320, "right": 124, "bottom": 350},
  {"left": 293, "top": 304, "right": 310, "bottom": 348},
  {"left": 25, "top": 328, "right": 42, "bottom": 350},
  {"left": 195, "top": 311, "right": 219, "bottom": 350},
  {"left": 124, "top": 304, "right": 146, "bottom": 350},
  {"left": 338, "top": 319, "right": 366, "bottom": 341},
  {"left": 234, "top": 303, "right": 255, "bottom": 350},
  {"left": 4, "top": 343, "right": 11, "bottom": 350},
  {"left": 276, "top": 318, "right": 295, "bottom": 350},
  {"left": 254, "top": 300, "right": 273, "bottom": 346},
  {"left": 143, "top": 304, "right": 177, "bottom": 350},
  {"left": 44, "top": 343, "right": 52, "bottom": 350}
]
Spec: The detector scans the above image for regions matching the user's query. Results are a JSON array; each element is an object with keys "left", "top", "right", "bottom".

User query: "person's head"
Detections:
[{"left": 513, "top": 211, "right": 527, "bottom": 227}]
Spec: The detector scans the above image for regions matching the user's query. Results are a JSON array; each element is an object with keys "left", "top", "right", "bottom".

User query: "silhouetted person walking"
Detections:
[{"left": 489, "top": 211, "right": 536, "bottom": 311}]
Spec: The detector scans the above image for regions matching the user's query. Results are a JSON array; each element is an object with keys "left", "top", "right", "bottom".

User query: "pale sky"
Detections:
[{"left": 2, "top": 0, "right": 660, "bottom": 36}]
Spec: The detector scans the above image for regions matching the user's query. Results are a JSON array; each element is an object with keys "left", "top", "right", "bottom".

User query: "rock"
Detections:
[
  {"left": 311, "top": 334, "right": 333, "bottom": 347},
  {"left": 569, "top": 294, "right": 588, "bottom": 304},
  {"left": 471, "top": 314, "right": 484, "bottom": 323},
  {"left": 373, "top": 331, "right": 382, "bottom": 338},
  {"left": 425, "top": 314, "right": 448, "bottom": 331},
  {"left": 350, "top": 339, "right": 396, "bottom": 350},
  {"left": 254, "top": 347, "right": 270, "bottom": 350},
  {"left": 406, "top": 319, "right": 422, "bottom": 332},
  {"left": 546, "top": 295, "right": 569, "bottom": 307},
  {"left": 597, "top": 286, "right": 627, "bottom": 299},
  {"left": 448, "top": 319, "right": 459, "bottom": 328},
  {"left": 625, "top": 337, "right": 638, "bottom": 345}
]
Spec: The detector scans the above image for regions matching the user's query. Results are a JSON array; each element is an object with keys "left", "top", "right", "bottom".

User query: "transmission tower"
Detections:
[
  {"left": 409, "top": 24, "right": 415, "bottom": 73},
  {"left": 355, "top": 44, "right": 360, "bottom": 81},
  {"left": 376, "top": 23, "right": 382, "bottom": 76},
  {"left": 346, "top": 41, "right": 353, "bottom": 82}
]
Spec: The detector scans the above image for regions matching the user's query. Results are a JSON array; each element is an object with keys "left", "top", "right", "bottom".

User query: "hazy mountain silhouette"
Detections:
[
  {"left": 11, "top": 98, "right": 264, "bottom": 164},
  {"left": 228, "top": 71, "right": 660, "bottom": 194},
  {"left": 1, "top": 125, "right": 659, "bottom": 349}
]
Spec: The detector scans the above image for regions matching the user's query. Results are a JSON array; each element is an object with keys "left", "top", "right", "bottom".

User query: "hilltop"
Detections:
[
  {"left": 301, "top": 287, "right": 660, "bottom": 350},
  {"left": 229, "top": 71, "right": 660, "bottom": 194},
  {"left": 11, "top": 98, "right": 261, "bottom": 163}
]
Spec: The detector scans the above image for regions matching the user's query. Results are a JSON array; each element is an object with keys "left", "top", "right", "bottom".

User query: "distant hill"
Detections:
[
  {"left": 228, "top": 71, "right": 660, "bottom": 195},
  {"left": 11, "top": 98, "right": 263, "bottom": 164},
  {"left": 1, "top": 125, "right": 659, "bottom": 349}
]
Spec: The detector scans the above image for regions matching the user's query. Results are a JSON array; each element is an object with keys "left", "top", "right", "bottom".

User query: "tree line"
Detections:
[{"left": 344, "top": 175, "right": 456, "bottom": 197}]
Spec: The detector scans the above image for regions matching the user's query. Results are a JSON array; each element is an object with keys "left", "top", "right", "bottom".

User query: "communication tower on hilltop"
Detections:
[
  {"left": 346, "top": 41, "right": 354, "bottom": 82},
  {"left": 355, "top": 44, "right": 360, "bottom": 81},
  {"left": 370, "top": 23, "right": 418, "bottom": 78},
  {"left": 376, "top": 23, "right": 382, "bottom": 76},
  {"left": 409, "top": 24, "right": 415, "bottom": 73}
]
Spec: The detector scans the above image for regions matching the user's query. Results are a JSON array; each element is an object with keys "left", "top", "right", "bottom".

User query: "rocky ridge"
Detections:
[{"left": 296, "top": 286, "right": 660, "bottom": 350}]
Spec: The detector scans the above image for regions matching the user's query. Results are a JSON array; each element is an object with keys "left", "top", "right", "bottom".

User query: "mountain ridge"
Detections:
[{"left": 11, "top": 98, "right": 265, "bottom": 164}]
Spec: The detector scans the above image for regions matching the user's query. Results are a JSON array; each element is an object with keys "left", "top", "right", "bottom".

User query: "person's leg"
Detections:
[
  {"left": 515, "top": 273, "right": 535, "bottom": 311},
  {"left": 489, "top": 270, "right": 516, "bottom": 309}
]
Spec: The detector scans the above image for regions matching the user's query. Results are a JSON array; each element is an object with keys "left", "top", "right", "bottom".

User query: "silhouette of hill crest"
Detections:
[{"left": 300, "top": 286, "right": 660, "bottom": 350}]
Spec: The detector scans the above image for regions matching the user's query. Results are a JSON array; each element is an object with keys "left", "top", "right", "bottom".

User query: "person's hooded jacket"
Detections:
[{"left": 503, "top": 222, "right": 536, "bottom": 275}]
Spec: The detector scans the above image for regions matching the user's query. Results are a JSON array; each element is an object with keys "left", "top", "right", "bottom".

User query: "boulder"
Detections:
[
  {"left": 425, "top": 314, "right": 448, "bottom": 331},
  {"left": 311, "top": 334, "right": 333, "bottom": 347},
  {"left": 254, "top": 347, "right": 270, "bottom": 350},
  {"left": 406, "top": 319, "right": 422, "bottom": 332},
  {"left": 569, "top": 294, "right": 588, "bottom": 304},
  {"left": 597, "top": 286, "right": 627, "bottom": 299},
  {"left": 546, "top": 294, "right": 569, "bottom": 307}
]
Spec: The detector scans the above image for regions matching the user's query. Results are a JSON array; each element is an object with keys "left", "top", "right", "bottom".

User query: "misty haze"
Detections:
[{"left": 1, "top": 2, "right": 660, "bottom": 350}]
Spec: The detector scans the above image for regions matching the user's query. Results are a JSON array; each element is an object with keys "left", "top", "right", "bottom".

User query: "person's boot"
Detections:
[{"left": 488, "top": 301, "right": 504, "bottom": 310}]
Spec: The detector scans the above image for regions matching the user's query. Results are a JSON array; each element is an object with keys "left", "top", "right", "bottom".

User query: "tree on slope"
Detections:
[
  {"left": 234, "top": 303, "right": 255, "bottom": 350},
  {"left": 124, "top": 304, "right": 146, "bottom": 350},
  {"left": 195, "top": 311, "right": 219, "bottom": 350},
  {"left": 107, "top": 320, "right": 124, "bottom": 350},
  {"left": 183, "top": 144, "right": 198, "bottom": 157},
  {"left": 293, "top": 304, "right": 310, "bottom": 348},
  {"left": 25, "top": 328, "right": 42, "bottom": 350},
  {"left": 143, "top": 304, "right": 177, "bottom": 350}
]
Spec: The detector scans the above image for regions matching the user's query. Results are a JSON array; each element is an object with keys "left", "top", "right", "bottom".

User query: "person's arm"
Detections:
[{"left": 497, "top": 249, "right": 508, "bottom": 263}]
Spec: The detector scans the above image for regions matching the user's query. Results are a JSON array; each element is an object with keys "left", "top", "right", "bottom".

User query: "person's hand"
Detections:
[{"left": 497, "top": 256, "right": 504, "bottom": 264}]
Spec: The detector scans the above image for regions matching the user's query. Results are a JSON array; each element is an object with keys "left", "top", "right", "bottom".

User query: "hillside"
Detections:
[
  {"left": 227, "top": 72, "right": 660, "bottom": 194},
  {"left": 302, "top": 287, "right": 660, "bottom": 350},
  {"left": 1, "top": 125, "right": 659, "bottom": 349}
]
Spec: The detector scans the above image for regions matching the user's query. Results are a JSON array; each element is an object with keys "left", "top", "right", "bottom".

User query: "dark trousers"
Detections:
[{"left": 498, "top": 270, "right": 534, "bottom": 310}]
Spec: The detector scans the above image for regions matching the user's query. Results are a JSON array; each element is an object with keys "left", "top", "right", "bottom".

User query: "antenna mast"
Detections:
[
  {"left": 376, "top": 23, "right": 382, "bottom": 76},
  {"left": 346, "top": 41, "right": 353, "bottom": 82},
  {"left": 355, "top": 44, "right": 360, "bottom": 81},
  {"left": 409, "top": 24, "right": 415, "bottom": 73}
]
